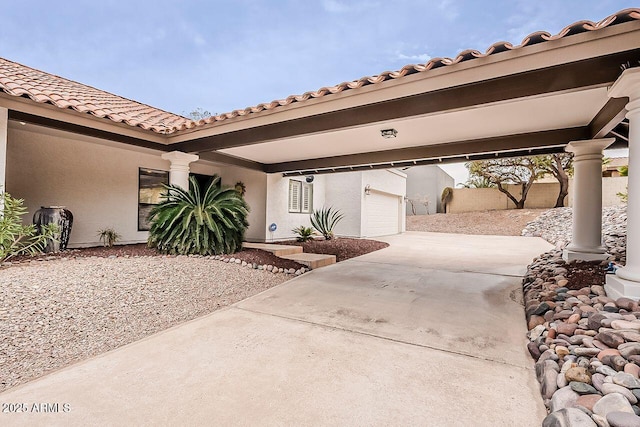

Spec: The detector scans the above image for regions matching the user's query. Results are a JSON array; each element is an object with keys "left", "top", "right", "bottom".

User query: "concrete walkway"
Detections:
[{"left": 0, "top": 232, "right": 552, "bottom": 426}]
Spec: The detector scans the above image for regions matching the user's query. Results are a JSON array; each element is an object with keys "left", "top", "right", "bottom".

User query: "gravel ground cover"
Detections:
[
  {"left": 406, "top": 209, "right": 546, "bottom": 236},
  {"left": 520, "top": 205, "right": 640, "bottom": 425},
  {"left": 10, "top": 244, "right": 305, "bottom": 271},
  {"left": 1, "top": 238, "right": 390, "bottom": 393},
  {"left": 0, "top": 256, "right": 290, "bottom": 392},
  {"left": 522, "top": 206, "right": 627, "bottom": 263}
]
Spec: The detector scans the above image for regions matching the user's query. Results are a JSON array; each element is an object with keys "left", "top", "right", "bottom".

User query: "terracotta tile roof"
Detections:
[
  {"left": 0, "top": 8, "right": 638, "bottom": 135},
  {"left": 189, "top": 8, "right": 640, "bottom": 130},
  {"left": 0, "top": 58, "right": 190, "bottom": 133}
]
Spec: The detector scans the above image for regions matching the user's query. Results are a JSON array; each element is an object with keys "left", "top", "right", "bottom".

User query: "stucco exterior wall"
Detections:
[
  {"left": 265, "top": 174, "right": 327, "bottom": 242},
  {"left": 448, "top": 177, "right": 628, "bottom": 213},
  {"left": 220, "top": 166, "right": 267, "bottom": 242},
  {"left": 5, "top": 123, "right": 264, "bottom": 247},
  {"left": 265, "top": 169, "right": 406, "bottom": 241},
  {"left": 404, "top": 165, "right": 454, "bottom": 214},
  {"left": 324, "top": 172, "right": 364, "bottom": 237}
]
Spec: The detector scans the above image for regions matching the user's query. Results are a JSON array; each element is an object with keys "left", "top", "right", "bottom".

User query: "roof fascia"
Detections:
[
  {"left": 9, "top": 110, "right": 170, "bottom": 152},
  {"left": 0, "top": 92, "right": 169, "bottom": 145}
]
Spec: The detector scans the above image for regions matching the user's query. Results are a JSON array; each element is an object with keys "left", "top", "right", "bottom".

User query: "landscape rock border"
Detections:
[{"left": 523, "top": 250, "right": 640, "bottom": 426}]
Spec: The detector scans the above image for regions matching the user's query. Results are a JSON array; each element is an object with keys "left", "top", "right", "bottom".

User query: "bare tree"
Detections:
[
  {"left": 406, "top": 195, "right": 430, "bottom": 215},
  {"left": 536, "top": 153, "right": 573, "bottom": 208},
  {"left": 406, "top": 198, "right": 417, "bottom": 215},
  {"left": 467, "top": 157, "right": 547, "bottom": 209},
  {"left": 185, "top": 107, "right": 214, "bottom": 121}
]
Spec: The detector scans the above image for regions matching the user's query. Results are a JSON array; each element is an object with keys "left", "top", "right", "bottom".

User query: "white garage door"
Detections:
[{"left": 365, "top": 192, "right": 401, "bottom": 237}]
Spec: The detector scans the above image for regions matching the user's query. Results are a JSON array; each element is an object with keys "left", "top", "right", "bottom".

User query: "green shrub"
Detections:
[
  {"left": 310, "top": 207, "right": 344, "bottom": 240},
  {"left": 97, "top": 228, "right": 121, "bottom": 247},
  {"left": 147, "top": 175, "right": 249, "bottom": 255},
  {"left": 0, "top": 192, "right": 58, "bottom": 262},
  {"left": 618, "top": 190, "right": 628, "bottom": 203},
  {"left": 292, "top": 226, "right": 316, "bottom": 242}
]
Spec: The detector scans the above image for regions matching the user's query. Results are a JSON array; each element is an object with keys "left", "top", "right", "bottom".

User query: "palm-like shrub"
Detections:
[
  {"left": 0, "top": 192, "right": 58, "bottom": 262},
  {"left": 310, "top": 207, "right": 344, "bottom": 240},
  {"left": 292, "top": 225, "right": 316, "bottom": 242},
  {"left": 148, "top": 175, "right": 249, "bottom": 255}
]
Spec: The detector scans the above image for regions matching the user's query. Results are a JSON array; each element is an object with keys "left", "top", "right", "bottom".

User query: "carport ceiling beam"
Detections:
[
  {"left": 281, "top": 146, "right": 565, "bottom": 176},
  {"left": 175, "top": 49, "right": 640, "bottom": 153},
  {"left": 589, "top": 96, "right": 629, "bottom": 139},
  {"left": 265, "top": 126, "right": 588, "bottom": 173}
]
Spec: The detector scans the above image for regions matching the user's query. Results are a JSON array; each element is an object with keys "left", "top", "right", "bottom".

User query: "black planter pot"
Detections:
[{"left": 33, "top": 206, "right": 74, "bottom": 252}]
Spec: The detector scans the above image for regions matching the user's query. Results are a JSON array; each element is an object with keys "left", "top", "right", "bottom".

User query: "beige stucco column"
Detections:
[
  {"left": 562, "top": 138, "right": 614, "bottom": 262},
  {"left": 161, "top": 151, "right": 199, "bottom": 190},
  {"left": 607, "top": 68, "right": 640, "bottom": 299}
]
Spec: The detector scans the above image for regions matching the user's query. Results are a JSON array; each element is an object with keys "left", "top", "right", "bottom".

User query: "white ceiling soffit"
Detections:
[{"left": 219, "top": 87, "right": 608, "bottom": 164}]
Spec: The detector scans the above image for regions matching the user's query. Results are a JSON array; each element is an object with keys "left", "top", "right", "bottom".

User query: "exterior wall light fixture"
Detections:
[{"left": 380, "top": 128, "right": 398, "bottom": 139}]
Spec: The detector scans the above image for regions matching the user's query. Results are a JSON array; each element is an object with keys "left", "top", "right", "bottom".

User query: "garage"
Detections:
[{"left": 364, "top": 191, "right": 402, "bottom": 237}]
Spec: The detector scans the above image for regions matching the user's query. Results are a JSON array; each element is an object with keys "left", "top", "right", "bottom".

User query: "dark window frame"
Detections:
[{"left": 138, "top": 168, "right": 169, "bottom": 231}]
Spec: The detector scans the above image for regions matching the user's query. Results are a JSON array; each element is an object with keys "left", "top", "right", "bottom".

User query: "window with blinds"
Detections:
[{"left": 288, "top": 180, "right": 313, "bottom": 213}]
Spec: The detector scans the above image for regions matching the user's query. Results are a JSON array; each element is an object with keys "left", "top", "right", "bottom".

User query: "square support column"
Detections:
[
  {"left": 562, "top": 138, "right": 613, "bottom": 262},
  {"left": 161, "top": 151, "right": 199, "bottom": 190},
  {"left": 606, "top": 68, "right": 640, "bottom": 299}
]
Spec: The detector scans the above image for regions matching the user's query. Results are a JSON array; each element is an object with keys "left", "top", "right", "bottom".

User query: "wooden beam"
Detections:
[
  {"left": 175, "top": 49, "right": 640, "bottom": 153},
  {"left": 197, "top": 151, "right": 265, "bottom": 171},
  {"left": 8, "top": 110, "right": 167, "bottom": 152},
  {"left": 265, "top": 127, "right": 588, "bottom": 173},
  {"left": 281, "top": 146, "right": 566, "bottom": 176},
  {"left": 589, "top": 97, "right": 629, "bottom": 138}
]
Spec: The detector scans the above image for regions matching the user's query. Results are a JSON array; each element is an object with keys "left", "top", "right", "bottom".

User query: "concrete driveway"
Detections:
[{"left": 0, "top": 232, "right": 551, "bottom": 426}]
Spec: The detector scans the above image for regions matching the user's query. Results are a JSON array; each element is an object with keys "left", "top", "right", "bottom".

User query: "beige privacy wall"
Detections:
[{"left": 447, "top": 178, "right": 628, "bottom": 213}]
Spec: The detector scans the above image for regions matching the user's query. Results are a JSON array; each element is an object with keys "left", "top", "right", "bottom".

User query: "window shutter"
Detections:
[
  {"left": 289, "top": 180, "right": 301, "bottom": 212},
  {"left": 302, "top": 183, "right": 313, "bottom": 213}
]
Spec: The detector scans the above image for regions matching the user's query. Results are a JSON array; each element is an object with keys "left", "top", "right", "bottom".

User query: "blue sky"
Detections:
[{"left": 0, "top": 1, "right": 635, "bottom": 182}]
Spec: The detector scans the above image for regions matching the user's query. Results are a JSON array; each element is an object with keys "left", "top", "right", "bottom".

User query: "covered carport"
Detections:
[
  {"left": 168, "top": 9, "right": 639, "bottom": 298},
  {"left": 0, "top": 9, "right": 639, "bottom": 296}
]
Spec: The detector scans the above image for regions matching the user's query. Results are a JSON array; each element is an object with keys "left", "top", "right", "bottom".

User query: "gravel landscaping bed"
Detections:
[
  {"left": 280, "top": 237, "right": 389, "bottom": 262},
  {"left": 407, "top": 209, "right": 545, "bottom": 236},
  {"left": 520, "top": 205, "right": 640, "bottom": 425},
  {"left": 522, "top": 206, "right": 627, "bottom": 263},
  {"left": 0, "top": 256, "right": 290, "bottom": 392},
  {"left": 1, "top": 238, "right": 389, "bottom": 393},
  {"left": 10, "top": 244, "right": 305, "bottom": 271}
]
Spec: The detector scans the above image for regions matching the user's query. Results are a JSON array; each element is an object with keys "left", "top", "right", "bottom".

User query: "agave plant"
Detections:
[
  {"left": 310, "top": 206, "right": 344, "bottom": 240},
  {"left": 148, "top": 175, "right": 249, "bottom": 255}
]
